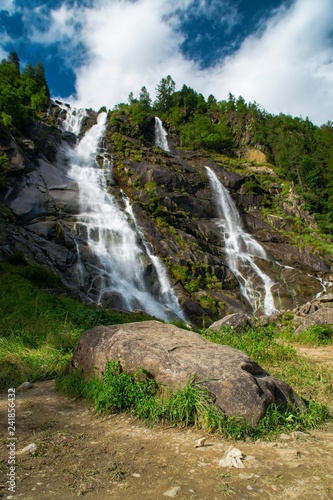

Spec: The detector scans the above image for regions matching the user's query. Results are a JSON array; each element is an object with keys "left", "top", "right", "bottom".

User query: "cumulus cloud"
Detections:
[
  {"left": 70, "top": 0, "right": 333, "bottom": 124},
  {"left": 29, "top": 4, "right": 81, "bottom": 44},
  {"left": 211, "top": 0, "right": 333, "bottom": 122},
  {"left": 1, "top": 0, "right": 333, "bottom": 124},
  {"left": 0, "top": 0, "right": 16, "bottom": 14},
  {"left": 65, "top": 0, "right": 244, "bottom": 108}
]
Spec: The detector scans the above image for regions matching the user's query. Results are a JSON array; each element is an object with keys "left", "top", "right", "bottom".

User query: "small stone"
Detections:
[
  {"left": 18, "top": 443, "right": 37, "bottom": 455},
  {"left": 132, "top": 473, "right": 141, "bottom": 478},
  {"left": 163, "top": 486, "right": 181, "bottom": 498},
  {"left": 17, "top": 381, "right": 34, "bottom": 391},
  {"left": 195, "top": 437, "right": 206, "bottom": 448},
  {"left": 239, "top": 473, "right": 254, "bottom": 480},
  {"left": 219, "top": 447, "right": 245, "bottom": 468},
  {"left": 291, "top": 431, "right": 308, "bottom": 439},
  {"left": 280, "top": 433, "right": 292, "bottom": 441}
]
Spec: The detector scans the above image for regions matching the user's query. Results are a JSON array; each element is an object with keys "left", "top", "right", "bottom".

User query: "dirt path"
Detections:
[
  {"left": 293, "top": 344, "right": 333, "bottom": 368},
  {"left": 1, "top": 358, "right": 333, "bottom": 499}
]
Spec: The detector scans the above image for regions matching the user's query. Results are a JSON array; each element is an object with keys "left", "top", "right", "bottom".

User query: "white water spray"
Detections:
[
  {"left": 123, "top": 194, "right": 186, "bottom": 322},
  {"left": 61, "top": 108, "right": 184, "bottom": 321},
  {"left": 154, "top": 117, "right": 170, "bottom": 152},
  {"left": 205, "top": 167, "right": 277, "bottom": 315},
  {"left": 61, "top": 107, "right": 86, "bottom": 135}
]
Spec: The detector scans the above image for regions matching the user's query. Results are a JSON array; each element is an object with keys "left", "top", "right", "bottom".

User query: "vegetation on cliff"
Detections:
[
  {"left": 0, "top": 52, "right": 50, "bottom": 131},
  {"left": 110, "top": 76, "right": 333, "bottom": 235}
]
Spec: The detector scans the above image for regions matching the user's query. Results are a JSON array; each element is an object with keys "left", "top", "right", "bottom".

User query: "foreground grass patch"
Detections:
[
  {"left": 202, "top": 324, "right": 333, "bottom": 411},
  {"left": 0, "top": 261, "right": 152, "bottom": 390},
  {"left": 57, "top": 360, "right": 330, "bottom": 440},
  {"left": 282, "top": 324, "right": 333, "bottom": 346}
]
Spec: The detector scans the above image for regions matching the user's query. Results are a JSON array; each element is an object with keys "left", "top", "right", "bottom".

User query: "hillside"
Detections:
[
  {"left": 1, "top": 60, "right": 333, "bottom": 498},
  {"left": 1, "top": 53, "right": 333, "bottom": 325}
]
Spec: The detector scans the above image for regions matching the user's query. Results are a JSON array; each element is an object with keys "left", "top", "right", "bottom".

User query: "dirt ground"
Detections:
[{"left": 1, "top": 347, "right": 333, "bottom": 500}]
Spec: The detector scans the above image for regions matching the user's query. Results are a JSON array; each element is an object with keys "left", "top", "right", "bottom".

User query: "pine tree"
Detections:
[
  {"left": 7, "top": 51, "right": 20, "bottom": 73},
  {"left": 139, "top": 86, "right": 151, "bottom": 109},
  {"left": 155, "top": 75, "right": 175, "bottom": 112}
]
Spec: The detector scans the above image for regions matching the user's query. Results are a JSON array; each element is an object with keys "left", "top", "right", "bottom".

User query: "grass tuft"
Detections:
[{"left": 57, "top": 360, "right": 331, "bottom": 440}]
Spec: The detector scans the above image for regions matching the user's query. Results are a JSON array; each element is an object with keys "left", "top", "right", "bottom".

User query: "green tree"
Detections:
[
  {"left": 7, "top": 51, "right": 20, "bottom": 73},
  {"left": 139, "top": 86, "right": 152, "bottom": 109},
  {"left": 155, "top": 75, "right": 176, "bottom": 112},
  {"left": 0, "top": 55, "right": 50, "bottom": 131}
]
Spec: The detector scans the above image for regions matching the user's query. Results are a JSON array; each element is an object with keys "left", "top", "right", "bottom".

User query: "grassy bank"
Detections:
[
  {"left": 1, "top": 258, "right": 332, "bottom": 439},
  {"left": 0, "top": 259, "right": 151, "bottom": 390},
  {"left": 202, "top": 324, "right": 333, "bottom": 409},
  {"left": 57, "top": 321, "right": 332, "bottom": 440}
]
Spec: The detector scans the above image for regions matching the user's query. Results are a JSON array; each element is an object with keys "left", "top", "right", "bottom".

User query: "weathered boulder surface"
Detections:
[
  {"left": 208, "top": 313, "right": 253, "bottom": 332},
  {"left": 294, "top": 294, "right": 333, "bottom": 333},
  {"left": 68, "top": 320, "right": 306, "bottom": 424}
]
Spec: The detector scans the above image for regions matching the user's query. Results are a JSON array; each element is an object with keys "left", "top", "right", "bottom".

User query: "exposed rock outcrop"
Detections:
[
  {"left": 1, "top": 105, "right": 332, "bottom": 325},
  {"left": 292, "top": 294, "right": 333, "bottom": 333},
  {"left": 208, "top": 313, "right": 253, "bottom": 332},
  {"left": 67, "top": 320, "right": 306, "bottom": 424}
]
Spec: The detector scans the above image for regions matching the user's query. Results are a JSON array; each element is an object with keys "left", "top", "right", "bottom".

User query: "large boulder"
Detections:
[{"left": 68, "top": 320, "right": 306, "bottom": 425}]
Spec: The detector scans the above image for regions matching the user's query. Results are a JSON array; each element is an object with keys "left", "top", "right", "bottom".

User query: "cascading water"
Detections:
[
  {"left": 123, "top": 194, "right": 186, "bottom": 322},
  {"left": 154, "top": 117, "right": 170, "bottom": 152},
  {"left": 205, "top": 167, "right": 277, "bottom": 315},
  {"left": 61, "top": 108, "right": 185, "bottom": 322},
  {"left": 61, "top": 107, "right": 86, "bottom": 135}
]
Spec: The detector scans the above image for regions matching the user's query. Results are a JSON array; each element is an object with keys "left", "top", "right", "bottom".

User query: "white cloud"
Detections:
[
  {"left": 65, "top": 0, "right": 333, "bottom": 124},
  {"left": 29, "top": 4, "right": 80, "bottom": 44},
  {"left": 65, "top": 0, "right": 242, "bottom": 108},
  {"left": 73, "top": 0, "right": 184, "bottom": 106},
  {"left": 0, "top": 0, "right": 15, "bottom": 14},
  {"left": 208, "top": 0, "right": 333, "bottom": 123}
]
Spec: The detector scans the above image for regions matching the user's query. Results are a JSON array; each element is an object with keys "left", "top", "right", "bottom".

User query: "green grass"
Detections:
[
  {"left": 282, "top": 324, "right": 333, "bottom": 346},
  {"left": 0, "top": 260, "right": 152, "bottom": 390},
  {"left": 202, "top": 323, "right": 333, "bottom": 410},
  {"left": 57, "top": 359, "right": 330, "bottom": 440},
  {"left": 1, "top": 258, "right": 332, "bottom": 438}
]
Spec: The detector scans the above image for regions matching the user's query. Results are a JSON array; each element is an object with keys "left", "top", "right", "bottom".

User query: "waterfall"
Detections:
[
  {"left": 123, "top": 193, "right": 186, "bottom": 322},
  {"left": 154, "top": 117, "right": 170, "bottom": 152},
  {"left": 61, "top": 107, "right": 86, "bottom": 135},
  {"left": 205, "top": 167, "right": 277, "bottom": 315},
  {"left": 61, "top": 108, "right": 184, "bottom": 322}
]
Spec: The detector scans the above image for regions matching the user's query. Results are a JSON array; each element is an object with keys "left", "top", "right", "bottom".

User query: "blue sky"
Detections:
[{"left": 1, "top": 0, "right": 333, "bottom": 124}]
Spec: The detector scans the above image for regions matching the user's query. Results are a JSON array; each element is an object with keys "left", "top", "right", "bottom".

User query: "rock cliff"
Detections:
[{"left": 0, "top": 105, "right": 332, "bottom": 325}]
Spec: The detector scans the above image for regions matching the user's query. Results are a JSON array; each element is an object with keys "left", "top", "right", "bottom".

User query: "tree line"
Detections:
[
  {"left": 0, "top": 51, "right": 50, "bottom": 131},
  {"left": 114, "top": 76, "right": 333, "bottom": 234},
  {"left": 1, "top": 55, "right": 333, "bottom": 235}
]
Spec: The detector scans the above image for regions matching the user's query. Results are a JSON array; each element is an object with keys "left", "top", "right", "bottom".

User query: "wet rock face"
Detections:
[
  {"left": 111, "top": 152, "right": 331, "bottom": 320},
  {"left": 67, "top": 321, "right": 306, "bottom": 425},
  {"left": 1, "top": 110, "right": 332, "bottom": 325}
]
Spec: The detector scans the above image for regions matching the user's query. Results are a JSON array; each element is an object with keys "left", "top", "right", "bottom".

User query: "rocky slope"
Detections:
[{"left": 0, "top": 104, "right": 332, "bottom": 325}]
